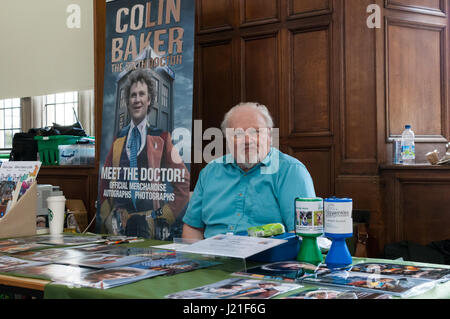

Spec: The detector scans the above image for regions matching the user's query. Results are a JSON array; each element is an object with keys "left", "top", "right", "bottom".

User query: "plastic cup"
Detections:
[{"left": 47, "top": 195, "right": 66, "bottom": 235}]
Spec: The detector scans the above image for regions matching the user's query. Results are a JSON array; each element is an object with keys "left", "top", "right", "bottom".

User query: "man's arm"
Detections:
[{"left": 182, "top": 223, "right": 205, "bottom": 240}]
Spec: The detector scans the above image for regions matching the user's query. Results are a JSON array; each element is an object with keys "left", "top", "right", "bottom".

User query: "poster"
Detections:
[{"left": 97, "top": 0, "right": 195, "bottom": 240}]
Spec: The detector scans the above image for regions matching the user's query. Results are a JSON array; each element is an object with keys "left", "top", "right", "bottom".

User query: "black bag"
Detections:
[
  {"left": 384, "top": 240, "right": 447, "bottom": 264},
  {"left": 52, "top": 122, "right": 87, "bottom": 137},
  {"left": 9, "top": 131, "right": 38, "bottom": 161}
]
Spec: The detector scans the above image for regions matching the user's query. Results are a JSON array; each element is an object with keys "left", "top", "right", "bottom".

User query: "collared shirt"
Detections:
[
  {"left": 126, "top": 118, "right": 147, "bottom": 159},
  {"left": 183, "top": 147, "right": 316, "bottom": 238}
]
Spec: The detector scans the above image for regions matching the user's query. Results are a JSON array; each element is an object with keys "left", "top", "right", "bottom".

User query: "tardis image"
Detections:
[{"left": 114, "top": 46, "right": 175, "bottom": 138}]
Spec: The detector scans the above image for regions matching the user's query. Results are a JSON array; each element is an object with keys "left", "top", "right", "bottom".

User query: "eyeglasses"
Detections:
[{"left": 227, "top": 128, "right": 271, "bottom": 138}]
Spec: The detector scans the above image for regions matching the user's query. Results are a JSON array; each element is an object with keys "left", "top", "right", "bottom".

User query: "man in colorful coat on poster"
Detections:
[{"left": 99, "top": 68, "right": 190, "bottom": 240}]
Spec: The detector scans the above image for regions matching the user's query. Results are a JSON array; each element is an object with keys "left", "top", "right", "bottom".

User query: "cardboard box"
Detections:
[{"left": 0, "top": 182, "right": 37, "bottom": 239}]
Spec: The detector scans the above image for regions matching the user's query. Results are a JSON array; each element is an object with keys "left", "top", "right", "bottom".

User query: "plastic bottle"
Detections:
[{"left": 401, "top": 125, "right": 415, "bottom": 165}]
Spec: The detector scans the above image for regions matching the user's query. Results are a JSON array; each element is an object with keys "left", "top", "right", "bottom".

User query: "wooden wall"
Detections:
[{"left": 93, "top": 0, "right": 450, "bottom": 256}]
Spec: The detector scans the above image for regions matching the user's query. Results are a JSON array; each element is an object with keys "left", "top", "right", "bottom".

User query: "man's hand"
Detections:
[{"left": 182, "top": 223, "right": 205, "bottom": 240}]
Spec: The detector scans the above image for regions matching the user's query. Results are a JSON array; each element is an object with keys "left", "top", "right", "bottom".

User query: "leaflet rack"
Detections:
[{"left": 0, "top": 181, "right": 37, "bottom": 239}]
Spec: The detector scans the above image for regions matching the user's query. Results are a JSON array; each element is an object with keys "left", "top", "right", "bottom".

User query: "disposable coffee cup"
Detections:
[{"left": 47, "top": 195, "right": 66, "bottom": 235}]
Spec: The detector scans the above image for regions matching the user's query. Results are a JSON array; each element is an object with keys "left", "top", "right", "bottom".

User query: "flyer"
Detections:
[{"left": 176, "top": 234, "right": 287, "bottom": 259}]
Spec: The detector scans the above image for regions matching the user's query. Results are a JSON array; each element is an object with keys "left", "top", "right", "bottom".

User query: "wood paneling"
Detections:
[
  {"left": 385, "top": 0, "right": 446, "bottom": 17},
  {"left": 240, "top": 0, "right": 280, "bottom": 26},
  {"left": 401, "top": 181, "right": 450, "bottom": 245},
  {"left": 291, "top": 27, "right": 330, "bottom": 136},
  {"left": 288, "top": 0, "right": 331, "bottom": 18},
  {"left": 198, "top": 40, "right": 234, "bottom": 129},
  {"left": 198, "top": 0, "right": 234, "bottom": 33},
  {"left": 37, "top": 166, "right": 97, "bottom": 229},
  {"left": 291, "top": 147, "right": 332, "bottom": 198},
  {"left": 381, "top": 166, "right": 450, "bottom": 251},
  {"left": 242, "top": 33, "right": 279, "bottom": 126},
  {"left": 386, "top": 21, "right": 445, "bottom": 139},
  {"left": 342, "top": 0, "right": 377, "bottom": 164}
]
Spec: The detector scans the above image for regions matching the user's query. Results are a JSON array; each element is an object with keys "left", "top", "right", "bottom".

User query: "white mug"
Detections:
[{"left": 47, "top": 195, "right": 66, "bottom": 235}]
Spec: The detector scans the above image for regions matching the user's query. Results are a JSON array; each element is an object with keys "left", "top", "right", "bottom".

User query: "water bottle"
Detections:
[{"left": 401, "top": 125, "right": 415, "bottom": 164}]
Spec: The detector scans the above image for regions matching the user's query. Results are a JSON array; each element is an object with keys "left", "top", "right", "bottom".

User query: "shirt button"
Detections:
[
  {"left": 237, "top": 213, "right": 241, "bottom": 216},
  {"left": 229, "top": 226, "right": 234, "bottom": 230},
  {"left": 239, "top": 193, "right": 243, "bottom": 197}
]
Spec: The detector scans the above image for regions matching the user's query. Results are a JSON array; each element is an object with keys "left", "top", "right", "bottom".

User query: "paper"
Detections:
[{"left": 176, "top": 234, "right": 287, "bottom": 259}]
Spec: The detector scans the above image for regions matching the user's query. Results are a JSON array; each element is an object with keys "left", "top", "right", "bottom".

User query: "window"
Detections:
[
  {"left": 0, "top": 98, "right": 21, "bottom": 149},
  {"left": 161, "top": 84, "right": 169, "bottom": 108},
  {"left": 44, "top": 91, "right": 79, "bottom": 127}
]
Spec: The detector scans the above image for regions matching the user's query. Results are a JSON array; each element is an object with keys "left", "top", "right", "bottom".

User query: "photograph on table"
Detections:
[
  {"left": 302, "top": 270, "right": 437, "bottom": 297},
  {"left": 56, "top": 252, "right": 150, "bottom": 269},
  {"left": 12, "top": 247, "right": 85, "bottom": 263},
  {"left": 165, "top": 278, "right": 301, "bottom": 299},
  {"left": 232, "top": 261, "right": 331, "bottom": 282},
  {"left": 0, "top": 243, "right": 51, "bottom": 254},
  {"left": 35, "top": 234, "right": 106, "bottom": 246},
  {"left": 68, "top": 266, "right": 165, "bottom": 289},
  {"left": 0, "top": 255, "right": 48, "bottom": 272},
  {"left": 280, "top": 286, "right": 392, "bottom": 299},
  {"left": 350, "top": 263, "right": 450, "bottom": 282},
  {"left": 0, "top": 238, "right": 22, "bottom": 248},
  {"left": 6, "top": 263, "right": 94, "bottom": 284},
  {"left": 129, "top": 257, "right": 219, "bottom": 275}
]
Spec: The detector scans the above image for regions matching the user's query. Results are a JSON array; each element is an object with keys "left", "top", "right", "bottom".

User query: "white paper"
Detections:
[{"left": 176, "top": 234, "right": 287, "bottom": 259}]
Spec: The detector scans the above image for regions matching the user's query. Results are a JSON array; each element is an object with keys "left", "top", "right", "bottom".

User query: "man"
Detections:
[
  {"left": 99, "top": 68, "right": 190, "bottom": 239},
  {"left": 182, "top": 102, "right": 315, "bottom": 239}
]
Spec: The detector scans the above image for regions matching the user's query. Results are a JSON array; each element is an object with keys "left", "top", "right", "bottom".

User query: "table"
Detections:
[{"left": 1, "top": 240, "right": 449, "bottom": 299}]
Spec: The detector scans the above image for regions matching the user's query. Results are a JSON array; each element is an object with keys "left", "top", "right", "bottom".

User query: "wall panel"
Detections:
[
  {"left": 290, "top": 27, "right": 330, "bottom": 136},
  {"left": 198, "top": 0, "right": 234, "bottom": 33},
  {"left": 242, "top": 33, "right": 280, "bottom": 126},
  {"left": 240, "top": 0, "right": 280, "bottom": 26},
  {"left": 290, "top": 147, "right": 332, "bottom": 198},
  {"left": 288, "top": 0, "right": 331, "bottom": 18},
  {"left": 385, "top": 0, "right": 446, "bottom": 17},
  {"left": 386, "top": 20, "right": 445, "bottom": 140}
]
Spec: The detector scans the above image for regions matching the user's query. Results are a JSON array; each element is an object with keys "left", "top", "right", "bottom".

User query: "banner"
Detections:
[{"left": 96, "top": 0, "right": 195, "bottom": 240}]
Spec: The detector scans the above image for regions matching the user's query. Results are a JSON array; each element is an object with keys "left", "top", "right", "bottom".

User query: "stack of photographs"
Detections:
[
  {"left": 128, "top": 257, "right": 220, "bottom": 275},
  {"left": 349, "top": 263, "right": 450, "bottom": 283},
  {"left": 7, "top": 263, "right": 165, "bottom": 289},
  {"left": 232, "top": 261, "right": 332, "bottom": 282},
  {"left": 32, "top": 234, "right": 106, "bottom": 246},
  {"left": 0, "top": 255, "right": 49, "bottom": 273},
  {"left": 231, "top": 260, "right": 450, "bottom": 298},
  {"left": 54, "top": 252, "right": 150, "bottom": 269},
  {"left": 0, "top": 243, "right": 51, "bottom": 254},
  {"left": 166, "top": 278, "right": 301, "bottom": 299},
  {"left": 280, "top": 287, "right": 392, "bottom": 299}
]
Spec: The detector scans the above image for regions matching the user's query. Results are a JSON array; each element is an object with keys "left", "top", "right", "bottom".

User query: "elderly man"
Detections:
[
  {"left": 182, "top": 102, "right": 315, "bottom": 239},
  {"left": 98, "top": 68, "right": 190, "bottom": 239}
]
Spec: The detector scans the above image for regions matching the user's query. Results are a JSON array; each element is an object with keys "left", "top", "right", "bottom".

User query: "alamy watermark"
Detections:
[{"left": 171, "top": 121, "right": 280, "bottom": 174}]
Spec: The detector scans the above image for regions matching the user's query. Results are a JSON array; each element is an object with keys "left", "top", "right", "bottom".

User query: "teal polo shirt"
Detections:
[{"left": 183, "top": 147, "right": 316, "bottom": 238}]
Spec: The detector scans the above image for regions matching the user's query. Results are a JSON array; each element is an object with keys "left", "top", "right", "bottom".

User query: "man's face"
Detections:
[
  {"left": 226, "top": 106, "right": 271, "bottom": 168},
  {"left": 128, "top": 80, "right": 151, "bottom": 124}
]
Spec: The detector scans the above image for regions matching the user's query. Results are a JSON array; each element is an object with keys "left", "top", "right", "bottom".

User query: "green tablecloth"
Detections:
[{"left": 42, "top": 241, "right": 450, "bottom": 299}]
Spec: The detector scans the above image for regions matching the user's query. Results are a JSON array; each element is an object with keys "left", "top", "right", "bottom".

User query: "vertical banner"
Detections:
[{"left": 96, "top": 0, "right": 195, "bottom": 240}]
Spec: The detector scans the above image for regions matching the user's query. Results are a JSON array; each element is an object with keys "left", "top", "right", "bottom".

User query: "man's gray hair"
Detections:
[{"left": 220, "top": 102, "right": 274, "bottom": 133}]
